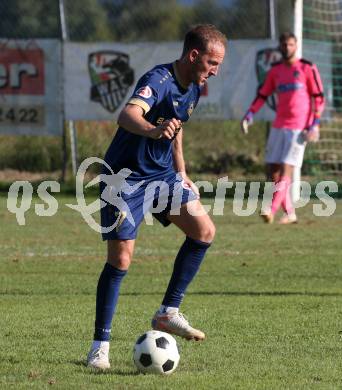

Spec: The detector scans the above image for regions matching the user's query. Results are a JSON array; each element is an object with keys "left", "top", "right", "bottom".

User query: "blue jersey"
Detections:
[{"left": 104, "top": 62, "right": 201, "bottom": 181}]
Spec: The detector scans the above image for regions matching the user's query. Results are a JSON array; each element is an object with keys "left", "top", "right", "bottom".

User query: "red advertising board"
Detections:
[
  {"left": 0, "top": 46, "right": 44, "bottom": 95},
  {"left": 0, "top": 40, "right": 62, "bottom": 136}
]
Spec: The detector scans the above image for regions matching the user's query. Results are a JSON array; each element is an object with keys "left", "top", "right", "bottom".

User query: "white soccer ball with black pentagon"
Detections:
[{"left": 133, "top": 330, "right": 180, "bottom": 375}]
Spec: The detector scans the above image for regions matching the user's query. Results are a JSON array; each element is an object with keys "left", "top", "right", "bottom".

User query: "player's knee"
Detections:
[
  {"left": 107, "top": 239, "right": 134, "bottom": 270},
  {"left": 207, "top": 223, "right": 216, "bottom": 242},
  {"left": 107, "top": 252, "right": 132, "bottom": 270},
  {"left": 199, "top": 221, "right": 216, "bottom": 243}
]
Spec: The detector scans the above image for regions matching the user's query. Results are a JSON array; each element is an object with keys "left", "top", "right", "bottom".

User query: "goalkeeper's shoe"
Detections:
[
  {"left": 260, "top": 211, "right": 274, "bottom": 224},
  {"left": 279, "top": 213, "right": 298, "bottom": 225},
  {"left": 152, "top": 309, "right": 205, "bottom": 341},
  {"left": 87, "top": 342, "right": 110, "bottom": 370}
]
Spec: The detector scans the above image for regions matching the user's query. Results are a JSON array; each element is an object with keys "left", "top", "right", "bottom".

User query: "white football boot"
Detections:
[
  {"left": 279, "top": 213, "right": 298, "bottom": 225},
  {"left": 87, "top": 341, "right": 110, "bottom": 370},
  {"left": 152, "top": 309, "right": 205, "bottom": 341}
]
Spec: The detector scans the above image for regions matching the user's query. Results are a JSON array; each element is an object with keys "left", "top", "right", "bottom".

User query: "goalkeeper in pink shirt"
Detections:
[{"left": 241, "top": 32, "right": 325, "bottom": 224}]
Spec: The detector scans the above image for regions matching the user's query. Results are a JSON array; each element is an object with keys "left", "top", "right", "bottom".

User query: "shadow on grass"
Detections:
[{"left": 71, "top": 360, "right": 139, "bottom": 376}]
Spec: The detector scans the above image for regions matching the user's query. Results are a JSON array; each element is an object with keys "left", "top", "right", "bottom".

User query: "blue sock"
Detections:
[
  {"left": 162, "top": 236, "right": 211, "bottom": 308},
  {"left": 94, "top": 263, "right": 127, "bottom": 341}
]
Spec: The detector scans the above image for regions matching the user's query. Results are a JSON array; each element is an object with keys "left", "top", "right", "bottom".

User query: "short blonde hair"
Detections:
[{"left": 182, "top": 24, "right": 227, "bottom": 56}]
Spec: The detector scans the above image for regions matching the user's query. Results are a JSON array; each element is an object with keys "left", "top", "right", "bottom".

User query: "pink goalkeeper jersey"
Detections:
[{"left": 249, "top": 58, "right": 325, "bottom": 130}]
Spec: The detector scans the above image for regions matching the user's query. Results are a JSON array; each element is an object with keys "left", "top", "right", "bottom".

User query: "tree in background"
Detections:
[
  {"left": 102, "top": 0, "right": 184, "bottom": 42},
  {"left": 185, "top": 0, "right": 267, "bottom": 39},
  {"left": 0, "top": 0, "right": 60, "bottom": 38},
  {"left": 0, "top": 0, "right": 113, "bottom": 41},
  {"left": 65, "top": 0, "right": 113, "bottom": 41},
  {"left": 0, "top": 0, "right": 295, "bottom": 42}
]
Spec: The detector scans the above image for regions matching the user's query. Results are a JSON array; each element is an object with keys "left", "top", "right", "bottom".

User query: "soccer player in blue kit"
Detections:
[{"left": 87, "top": 24, "right": 227, "bottom": 369}]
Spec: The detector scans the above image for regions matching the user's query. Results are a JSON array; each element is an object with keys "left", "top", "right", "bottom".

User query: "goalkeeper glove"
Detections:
[
  {"left": 241, "top": 111, "right": 254, "bottom": 134},
  {"left": 305, "top": 118, "right": 320, "bottom": 143}
]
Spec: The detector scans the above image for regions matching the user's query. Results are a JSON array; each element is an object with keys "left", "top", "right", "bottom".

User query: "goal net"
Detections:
[{"left": 303, "top": 0, "right": 342, "bottom": 178}]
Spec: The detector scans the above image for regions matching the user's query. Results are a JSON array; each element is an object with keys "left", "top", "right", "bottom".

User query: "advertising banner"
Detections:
[
  {"left": 64, "top": 40, "right": 279, "bottom": 121},
  {"left": 0, "top": 39, "right": 62, "bottom": 136}
]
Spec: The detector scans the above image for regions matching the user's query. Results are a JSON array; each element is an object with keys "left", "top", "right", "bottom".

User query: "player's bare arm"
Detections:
[
  {"left": 117, "top": 104, "right": 181, "bottom": 140},
  {"left": 172, "top": 128, "right": 199, "bottom": 196},
  {"left": 172, "top": 127, "right": 186, "bottom": 173}
]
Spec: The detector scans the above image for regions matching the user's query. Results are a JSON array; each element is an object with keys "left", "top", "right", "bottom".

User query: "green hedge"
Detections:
[{"left": 0, "top": 120, "right": 268, "bottom": 175}]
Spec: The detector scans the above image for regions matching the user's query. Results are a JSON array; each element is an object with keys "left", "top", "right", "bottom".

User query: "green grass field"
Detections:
[{"left": 1, "top": 194, "right": 342, "bottom": 389}]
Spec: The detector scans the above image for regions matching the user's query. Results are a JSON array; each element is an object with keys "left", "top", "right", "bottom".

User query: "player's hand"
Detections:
[
  {"left": 150, "top": 118, "right": 182, "bottom": 140},
  {"left": 305, "top": 126, "right": 320, "bottom": 143},
  {"left": 240, "top": 111, "right": 253, "bottom": 135},
  {"left": 178, "top": 171, "right": 200, "bottom": 198},
  {"left": 304, "top": 119, "right": 320, "bottom": 143}
]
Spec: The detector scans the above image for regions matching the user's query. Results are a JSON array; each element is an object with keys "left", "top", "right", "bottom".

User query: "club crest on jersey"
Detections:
[
  {"left": 136, "top": 86, "right": 152, "bottom": 99},
  {"left": 187, "top": 102, "right": 195, "bottom": 117},
  {"left": 88, "top": 51, "right": 134, "bottom": 113},
  {"left": 256, "top": 47, "right": 282, "bottom": 111}
]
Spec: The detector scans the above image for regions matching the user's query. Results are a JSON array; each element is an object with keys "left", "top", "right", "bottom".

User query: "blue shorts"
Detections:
[{"left": 100, "top": 173, "right": 198, "bottom": 240}]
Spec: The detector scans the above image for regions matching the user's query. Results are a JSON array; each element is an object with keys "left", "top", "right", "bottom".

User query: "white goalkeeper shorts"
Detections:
[{"left": 265, "top": 127, "right": 307, "bottom": 168}]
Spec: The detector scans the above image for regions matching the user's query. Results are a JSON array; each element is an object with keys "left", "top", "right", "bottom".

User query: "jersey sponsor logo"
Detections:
[
  {"left": 255, "top": 47, "right": 282, "bottom": 112},
  {"left": 136, "top": 85, "right": 152, "bottom": 99},
  {"left": 88, "top": 51, "right": 134, "bottom": 113},
  {"left": 277, "top": 82, "right": 304, "bottom": 93}
]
